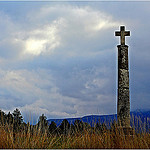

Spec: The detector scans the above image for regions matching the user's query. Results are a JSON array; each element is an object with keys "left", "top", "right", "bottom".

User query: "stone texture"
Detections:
[
  {"left": 118, "top": 45, "right": 129, "bottom": 70},
  {"left": 118, "top": 69, "right": 129, "bottom": 88},
  {"left": 117, "top": 88, "right": 130, "bottom": 127},
  {"left": 117, "top": 45, "right": 130, "bottom": 128}
]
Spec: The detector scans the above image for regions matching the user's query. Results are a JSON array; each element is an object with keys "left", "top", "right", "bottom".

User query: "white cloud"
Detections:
[
  {"left": 25, "top": 39, "right": 47, "bottom": 56},
  {"left": 0, "top": 68, "right": 79, "bottom": 120},
  {"left": 0, "top": 5, "right": 121, "bottom": 59},
  {"left": 23, "top": 21, "right": 62, "bottom": 56}
]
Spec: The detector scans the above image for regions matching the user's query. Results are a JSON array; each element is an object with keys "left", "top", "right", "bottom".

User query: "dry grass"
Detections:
[{"left": 0, "top": 123, "right": 149, "bottom": 149}]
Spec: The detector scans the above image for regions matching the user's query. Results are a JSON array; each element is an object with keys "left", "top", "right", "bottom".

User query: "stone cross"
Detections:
[
  {"left": 115, "top": 26, "right": 130, "bottom": 45},
  {"left": 115, "top": 26, "right": 133, "bottom": 135}
]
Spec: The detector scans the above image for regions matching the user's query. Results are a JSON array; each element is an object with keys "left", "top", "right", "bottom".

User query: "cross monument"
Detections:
[{"left": 115, "top": 26, "right": 133, "bottom": 135}]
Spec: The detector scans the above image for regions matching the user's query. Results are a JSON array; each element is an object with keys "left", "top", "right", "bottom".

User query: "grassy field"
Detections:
[{"left": 0, "top": 123, "right": 149, "bottom": 149}]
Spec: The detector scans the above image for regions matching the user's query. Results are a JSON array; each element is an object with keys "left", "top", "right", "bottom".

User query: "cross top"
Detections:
[{"left": 115, "top": 26, "right": 130, "bottom": 45}]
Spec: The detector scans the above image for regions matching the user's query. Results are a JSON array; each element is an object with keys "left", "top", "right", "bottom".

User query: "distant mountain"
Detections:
[{"left": 47, "top": 110, "right": 150, "bottom": 130}]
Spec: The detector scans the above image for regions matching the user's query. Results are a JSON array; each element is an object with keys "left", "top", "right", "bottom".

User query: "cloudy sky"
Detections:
[{"left": 0, "top": 1, "right": 149, "bottom": 123}]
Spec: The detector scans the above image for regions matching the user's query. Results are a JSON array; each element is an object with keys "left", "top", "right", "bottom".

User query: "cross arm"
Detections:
[
  {"left": 115, "top": 31, "right": 121, "bottom": 36},
  {"left": 124, "top": 31, "right": 130, "bottom": 36}
]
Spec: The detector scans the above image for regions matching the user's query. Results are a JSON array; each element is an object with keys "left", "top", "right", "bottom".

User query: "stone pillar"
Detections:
[
  {"left": 117, "top": 45, "right": 130, "bottom": 128},
  {"left": 115, "top": 26, "right": 133, "bottom": 135}
]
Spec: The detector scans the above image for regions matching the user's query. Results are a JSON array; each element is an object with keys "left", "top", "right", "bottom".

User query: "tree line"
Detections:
[{"left": 0, "top": 108, "right": 114, "bottom": 135}]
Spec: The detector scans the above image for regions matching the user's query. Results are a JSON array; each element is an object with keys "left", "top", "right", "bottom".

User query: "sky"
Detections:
[{"left": 0, "top": 1, "right": 150, "bottom": 123}]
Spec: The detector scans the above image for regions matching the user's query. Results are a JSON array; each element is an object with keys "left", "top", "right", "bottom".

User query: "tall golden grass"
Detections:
[{"left": 0, "top": 121, "right": 149, "bottom": 149}]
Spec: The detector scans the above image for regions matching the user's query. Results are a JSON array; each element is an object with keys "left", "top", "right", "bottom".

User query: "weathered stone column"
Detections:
[
  {"left": 117, "top": 45, "right": 130, "bottom": 127},
  {"left": 115, "top": 26, "right": 133, "bottom": 135}
]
